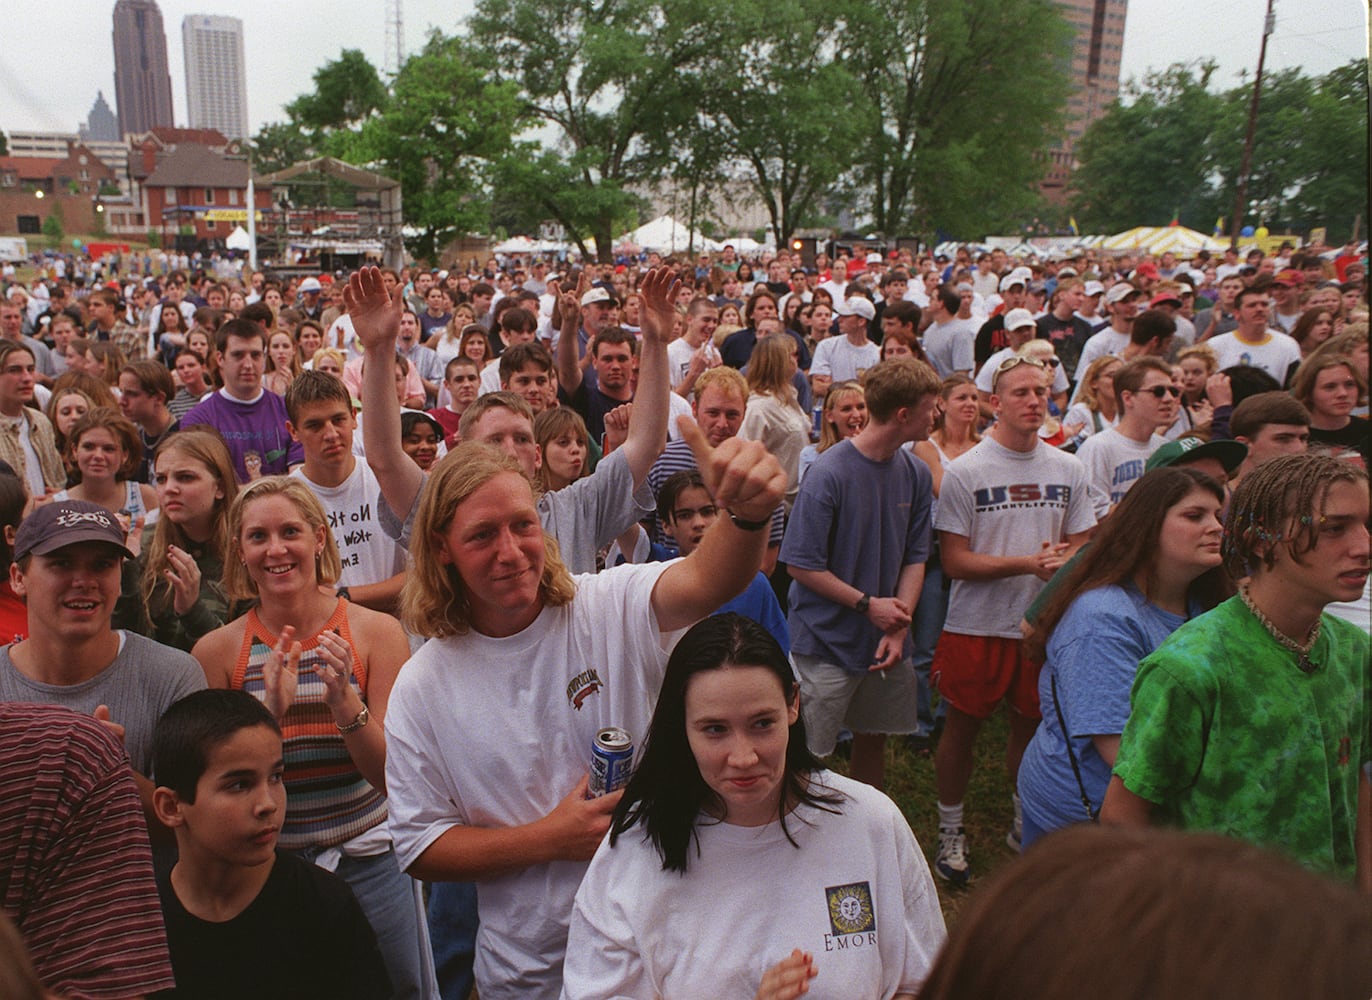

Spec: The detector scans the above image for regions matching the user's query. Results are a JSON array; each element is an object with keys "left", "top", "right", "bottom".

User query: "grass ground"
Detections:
[{"left": 827, "top": 708, "right": 1018, "bottom": 925}]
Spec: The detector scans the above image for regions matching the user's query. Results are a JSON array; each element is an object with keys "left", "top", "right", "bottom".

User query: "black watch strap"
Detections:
[{"left": 855, "top": 594, "right": 871, "bottom": 614}]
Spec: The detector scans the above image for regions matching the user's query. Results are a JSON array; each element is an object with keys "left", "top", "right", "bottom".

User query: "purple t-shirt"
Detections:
[{"left": 181, "top": 389, "right": 303, "bottom": 482}]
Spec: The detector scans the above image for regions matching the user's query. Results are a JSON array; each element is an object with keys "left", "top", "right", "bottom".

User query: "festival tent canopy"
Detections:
[
  {"left": 619, "top": 215, "right": 722, "bottom": 253},
  {"left": 225, "top": 225, "right": 252, "bottom": 251},
  {"left": 1102, "top": 226, "right": 1229, "bottom": 255}
]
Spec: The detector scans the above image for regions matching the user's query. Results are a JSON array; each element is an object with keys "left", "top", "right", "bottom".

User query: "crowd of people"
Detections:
[{"left": 0, "top": 237, "right": 1368, "bottom": 1000}]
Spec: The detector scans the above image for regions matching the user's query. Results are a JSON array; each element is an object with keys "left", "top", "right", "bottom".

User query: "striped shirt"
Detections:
[
  {"left": 0, "top": 703, "right": 175, "bottom": 998},
  {"left": 646, "top": 438, "right": 786, "bottom": 550},
  {"left": 233, "top": 601, "right": 387, "bottom": 849}
]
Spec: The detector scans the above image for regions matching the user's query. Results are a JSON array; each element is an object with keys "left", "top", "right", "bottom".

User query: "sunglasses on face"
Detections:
[{"left": 1140, "top": 385, "right": 1181, "bottom": 399}]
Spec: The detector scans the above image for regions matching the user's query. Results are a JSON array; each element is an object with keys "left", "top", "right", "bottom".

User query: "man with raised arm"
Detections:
[{"left": 346, "top": 265, "right": 672, "bottom": 573}]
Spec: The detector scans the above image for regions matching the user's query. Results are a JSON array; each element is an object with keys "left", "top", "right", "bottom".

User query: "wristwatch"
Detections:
[{"left": 855, "top": 594, "right": 871, "bottom": 614}]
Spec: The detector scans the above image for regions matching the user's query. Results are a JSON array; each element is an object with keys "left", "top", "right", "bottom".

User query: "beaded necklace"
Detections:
[{"left": 1238, "top": 584, "right": 1320, "bottom": 674}]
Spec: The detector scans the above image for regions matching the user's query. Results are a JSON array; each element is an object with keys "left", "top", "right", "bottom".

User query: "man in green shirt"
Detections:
[{"left": 1103, "top": 454, "right": 1370, "bottom": 886}]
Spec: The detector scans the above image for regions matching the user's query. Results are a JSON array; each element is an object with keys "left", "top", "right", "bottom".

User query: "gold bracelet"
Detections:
[{"left": 336, "top": 703, "right": 370, "bottom": 734}]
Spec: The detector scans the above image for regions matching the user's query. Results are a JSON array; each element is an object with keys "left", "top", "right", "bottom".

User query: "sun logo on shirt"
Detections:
[{"left": 825, "top": 882, "right": 876, "bottom": 936}]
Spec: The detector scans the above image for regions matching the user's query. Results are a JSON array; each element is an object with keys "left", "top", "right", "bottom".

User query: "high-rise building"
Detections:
[
  {"left": 112, "top": 0, "right": 175, "bottom": 137},
  {"left": 1043, "top": 0, "right": 1128, "bottom": 200},
  {"left": 182, "top": 15, "right": 249, "bottom": 140}
]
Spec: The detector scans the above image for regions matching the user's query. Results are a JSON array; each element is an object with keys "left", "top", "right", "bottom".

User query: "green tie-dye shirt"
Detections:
[{"left": 1115, "top": 596, "right": 1370, "bottom": 882}]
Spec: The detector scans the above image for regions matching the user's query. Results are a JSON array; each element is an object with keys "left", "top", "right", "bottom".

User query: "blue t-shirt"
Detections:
[
  {"left": 1017, "top": 583, "right": 1188, "bottom": 834},
  {"left": 781, "top": 439, "right": 932, "bottom": 672}
]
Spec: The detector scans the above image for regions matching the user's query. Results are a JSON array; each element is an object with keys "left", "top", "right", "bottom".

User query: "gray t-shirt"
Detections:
[
  {"left": 0, "top": 631, "right": 206, "bottom": 775},
  {"left": 379, "top": 447, "right": 654, "bottom": 576},
  {"left": 922, "top": 319, "right": 979, "bottom": 377}
]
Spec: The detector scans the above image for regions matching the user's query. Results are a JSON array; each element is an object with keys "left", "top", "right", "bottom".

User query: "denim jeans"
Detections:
[
  {"left": 428, "top": 880, "right": 480, "bottom": 1000},
  {"left": 910, "top": 554, "right": 950, "bottom": 736},
  {"left": 297, "top": 845, "right": 436, "bottom": 999}
]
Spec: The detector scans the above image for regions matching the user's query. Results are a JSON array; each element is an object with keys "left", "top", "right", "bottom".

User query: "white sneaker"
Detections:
[{"left": 935, "top": 826, "right": 970, "bottom": 885}]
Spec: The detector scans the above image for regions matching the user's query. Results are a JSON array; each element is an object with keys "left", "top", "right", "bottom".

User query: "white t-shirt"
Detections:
[
  {"left": 291, "top": 460, "right": 407, "bottom": 588},
  {"left": 479, "top": 358, "right": 503, "bottom": 395},
  {"left": 561, "top": 771, "right": 946, "bottom": 1000},
  {"left": 1205, "top": 329, "right": 1302, "bottom": 384},
  {"left": 666, "top": 337, "right": 720, "bottom": 390},
  {"left": 1074, "top": 427, "right": 1166, "bottom": 515},
  {"left": 976, "top": 348, "right": 1069, "bottom": 396},
  {"left": 921, "top": 318, "right": 978, "bottom": 377},
  {"left": 1070, "top": 327, "right": 1132, "bottom": 403},
  {"left": 810, "top": 336, "right": 881, "bottom": 383},
  {"left": 384, "top": 562, "right": 686, "bottom": 1000},
  {"left": 934, "top": 437, "right": 1096, "bottom": 638}
]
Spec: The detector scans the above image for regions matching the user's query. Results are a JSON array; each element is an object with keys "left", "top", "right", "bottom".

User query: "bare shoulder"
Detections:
[{"left": 191, "top": 615, "right": 248, "bottom": 687}]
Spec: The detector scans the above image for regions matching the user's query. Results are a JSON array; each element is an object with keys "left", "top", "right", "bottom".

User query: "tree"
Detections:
[
  {"left": 1070, "top": 62, "right": 1226, "bottom": 232},
  {"left": 252, "top": 49, "right": 389, "bottom": 172},
  {"left": 468, "top": 0, "right": 721, "bottom": 259},
  {"left": 0, "top": 132, "right": 7, "bottom": 156},
  {"left": 358, "top": 32, "right": 526, "bottom": 261},
  {"left": 42, "top": 207, "right": 64, "bottom": 247},
  {"left": 694, "top": 0, "right": 859, "bottom": 246},
  {"left": 1071, "top": 59, "right": 1368, "bottom": 241},
  {"left": 836, "top": 0, "right": 1073, "bottom": 239}
]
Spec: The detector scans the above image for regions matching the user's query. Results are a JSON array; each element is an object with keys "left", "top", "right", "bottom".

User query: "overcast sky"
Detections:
[{"left": 1, "top": 0, "right": 1366, "bottom": 136}]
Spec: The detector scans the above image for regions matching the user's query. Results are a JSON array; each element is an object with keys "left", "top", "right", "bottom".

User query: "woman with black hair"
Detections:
[{"left": 562, "top": 614, "right": 945, "bottom": 1000}]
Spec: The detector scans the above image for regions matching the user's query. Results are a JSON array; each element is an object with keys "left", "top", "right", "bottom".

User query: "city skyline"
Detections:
[{"left": 2, "top": 0, "right": 1364, "bottom": 138}]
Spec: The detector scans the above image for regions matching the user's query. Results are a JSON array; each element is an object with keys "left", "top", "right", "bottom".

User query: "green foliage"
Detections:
[
  {"left": 41, "top": 210, "right": 64, "bottom": 245},
  {"left": 1071, "top": 62, "right": 1224, "bottom": 232},
  {"left": 286, "top": 49, "right": 389, "bottom": 132},
  {"left": 0, "top": 132, "right": 8, "bottom": 156},
  {"left": 147, "top": 229, "right": 161, "bottom": 249},
  {"left": 358, "top": 32, "right": 525, "bottom": 261},
  {"left": 469, "top": 0, "right": 717, "bottom": 259},
  {"left": 836, "top": 0, "right": 1073, "bottom": 238},
  {"left": 1073, "top": 59, "right": 1368, "bottom": 242}
]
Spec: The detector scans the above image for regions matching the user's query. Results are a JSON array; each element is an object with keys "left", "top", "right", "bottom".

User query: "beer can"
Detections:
[{"left": 587, "top": 727, "right": 634, "bottom": 798}]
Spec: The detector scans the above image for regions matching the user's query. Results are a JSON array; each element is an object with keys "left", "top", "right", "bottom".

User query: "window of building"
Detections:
[
  {"left": 17, "top": 216, "right": 40, "bottom": 234},
  {"left": 204, "top": 188, "right": 215, "bottom": 204}
]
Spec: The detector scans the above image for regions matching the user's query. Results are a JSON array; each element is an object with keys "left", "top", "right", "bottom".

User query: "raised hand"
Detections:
[
  {"left": 603, "top": 402, "right": 633, "bottom": 453},
  {"left": 164, "top": 543, "right": 203, "bottom": 615},
  {"left": 678, "top": 415, "right": 787, "bottom": 525},
  {"left": 344, "top": 266, "right": 402, "bottom": 352},
  {"left": 638, "top": 267, "right": 679, "bottom": 345},
  {"left": 262, "top": 625, "right": 303, "bottom": 721}
]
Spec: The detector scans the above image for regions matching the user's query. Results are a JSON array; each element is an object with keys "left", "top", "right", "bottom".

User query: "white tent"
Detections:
[
  {"left": 225, "top": 225, "right": 252, "bottom": 251},
  {"left": 619, "top": 215, "right": 722, "bottom": 254}
]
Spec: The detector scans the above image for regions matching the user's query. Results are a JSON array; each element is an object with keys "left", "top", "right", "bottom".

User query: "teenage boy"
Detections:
[
  {"left": 479, "top": 307, "right": 539, "bottom": 394},
  {"left": 181, "top": 319, "right": 304, "bottom": 482},
  {"left": 559, "top": 323, "right": 637, "bottom": 445},
  {"left": 1192, "top": 274, "right": 1244, "bottom": 340},
  {"left": 1226, "top": 391, "right": 1311, "bottom": 489},
  {"left": 931, "top": 356, "right": 1095, "bottom": 883},
  {"left": 397, "top": 305, "right": 443, "bottom": 406},
  {"left": 1073, "top": 283, "right": 1141, "bottom": 380},
  {"left": 782, "top": 358, "right": 941, "bottom": 791},
  {"left": 1103, "top": 455, "right": 1369, "bottom": 886},
  {"left": 1205, "top": 285, "right": 1302, "bottom": 384},
  {"left": 1075, "top": 357, "right": 1176, "bottom": 513},
  {"left": 118, "top": 360, "right": 180, "bottom": 484},
  {"left": 152, "top": 689, "right": 391, "bottom": 998},
  {"left": 499, "top": 341, "right": 557, "bottom": 416},
  {"left": 667, "top": 297, "right": 721, "bottom": 397},
  {"left": 429, "top": 356, "right": 481, "bottom": 448},
  {"left": 0, "top": 500, "right": 205, "bottom": 816},
  {"left": 810, "top": 297, "right": 881, "bottom": 399},
  {"left": 287, "top": 371, "right": 407, "bottom": 613}
]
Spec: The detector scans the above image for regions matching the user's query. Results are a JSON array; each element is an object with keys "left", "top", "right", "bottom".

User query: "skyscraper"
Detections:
[
  {"left": 112, "top": 0, "right": 175, "bottom": 137},
  {"left": 1043, "top": 0, "right": 1128, "bottom": 199},
  {"left": 183, "top": 15, "right": 249, "bottom": 140}
]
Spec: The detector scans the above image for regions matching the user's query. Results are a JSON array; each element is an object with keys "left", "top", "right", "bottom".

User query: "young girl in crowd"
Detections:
[
  {"left": 798, "top": 380, "right": 867, "bottom": 485},
  {"left": 262, "top": 330, "right": 301, "bottom": 396},
  {"left": 157, "top": 303, "right": 191, "bottom": 367},
  {"left": 533, "top": 406, "right": 591, "bottom": 493},
  {"left": 295, "top": 319, "right": 325, "bottom": 367},
  {"left": 430, "top": 305, "right": 478, "bottom": 366},
  {"left": 186, "top": 329, "right": 219, "bottom": 387},
  {"left": 399, "top": 411, "right": 444, "bottom": 472},
  {"left": 1016, "top": 467, "right": 1231, "bottom": 844},
  {"left": 740, "top": 334, "right": 810, "bottom": 513},
  {"left": 1062, "top": 355, "right": 1121, "bottom": 451},
  {"left": 51, "top": 407, "right": 158, "bottom": 524},
  {"left": 192, "top": 477, "right": 427, "bottom": 997},
  {"left": 562, "top": 614, "right": 946, "bottom": 999},
  {"left": 129, "top": 429, "right": 241, "bottom": 650}
]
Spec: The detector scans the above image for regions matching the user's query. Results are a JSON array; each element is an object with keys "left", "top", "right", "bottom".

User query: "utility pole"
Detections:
[
  {"left": 384, "top": 0, "right": 405, "bottom": 77},
  {"left": 1229, "top": 0, "right": 1275, "bottom": 249}
]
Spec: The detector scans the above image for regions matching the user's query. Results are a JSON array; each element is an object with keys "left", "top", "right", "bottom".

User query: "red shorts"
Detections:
[{"left": 931, "top": 631, "right": 1042, "bottom": 720}]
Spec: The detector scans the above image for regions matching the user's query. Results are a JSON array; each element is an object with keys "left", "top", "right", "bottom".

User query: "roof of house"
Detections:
[
  {"left": 0, "top": 157, "right": 66, "bottom": 180},
  {"left": 143, "top": 144, "right": 260, "bottom": 189}
]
